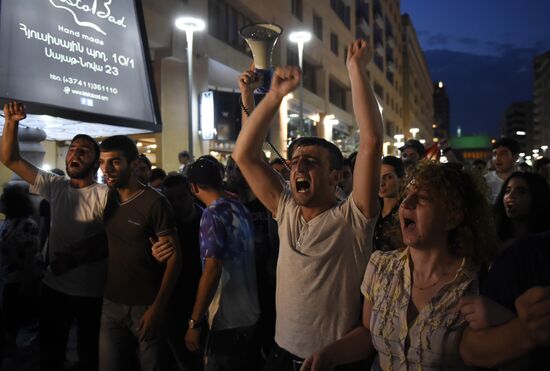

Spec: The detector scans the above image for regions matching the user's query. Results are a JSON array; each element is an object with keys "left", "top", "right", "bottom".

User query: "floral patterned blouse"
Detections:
[{"left": 361, "top": 248, "right": 478, "bottom": 371}]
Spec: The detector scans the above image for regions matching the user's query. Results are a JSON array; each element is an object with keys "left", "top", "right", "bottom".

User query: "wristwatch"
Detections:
[{"left": 188, "top": 318, "right": 204, "bottom": 329}]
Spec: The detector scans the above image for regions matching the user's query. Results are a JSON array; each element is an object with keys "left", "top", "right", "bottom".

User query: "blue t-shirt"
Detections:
[{"left": 200, "top": 197, "right": 260, "bottom": 330}]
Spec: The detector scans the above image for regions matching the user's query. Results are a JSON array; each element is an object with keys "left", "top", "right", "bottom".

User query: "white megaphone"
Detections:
[{"left": 240, "top": 23, "right": 283, "bottom": 94}]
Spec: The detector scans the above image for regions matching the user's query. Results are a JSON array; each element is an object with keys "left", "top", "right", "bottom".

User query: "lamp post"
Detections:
[
  {"left": 289, "top": 31, "right": 311, "bottom": 135},
  {"left": 409, "top": 127, "right": 419, "bottom": 139},
  {"left": 393, "top": 134, "right": 404, "bottom": 155},
  {"left": 175, "top": 16, "right": 205, "bottom": 157}
]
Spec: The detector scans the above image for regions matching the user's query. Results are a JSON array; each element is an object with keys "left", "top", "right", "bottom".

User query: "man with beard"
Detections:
[
  {"left": 98, "top": 135, "right": 181, "bottom": 371},
  {"left": 1, "top": 102, "right": 108, "bottom": 370},
  {"left": 233, "top": 39, "right": 382, "bottom": 370}
]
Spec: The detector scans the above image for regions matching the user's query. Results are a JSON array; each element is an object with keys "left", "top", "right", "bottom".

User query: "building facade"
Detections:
[
  {"left": 0, "top": 0, "right": 434, "bottom": 182},
  {"left": 401, "top": 14, "right": 433, "bottom": 144},
  {"left": 501, "top": 101, "right": 533, "bottom": 154},
  {"left": 143, "top": 0, "right": 430, "bottom": 169},
  {"left": 533, "top": 51, "right": 550, "bottom": 152},
  {"left": 433, "top": 81, "right": 450, "bottom": 139}
]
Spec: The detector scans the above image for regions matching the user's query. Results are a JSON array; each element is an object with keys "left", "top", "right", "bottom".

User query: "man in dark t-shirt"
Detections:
[
  {"left": 480, "top": 232, "right": 550, "bottom": 369},
  {"left": 161, "top": 174, "right": 204, "bottom": 370},
  {"left": 98, "top": 135, "right": 181, "bottom": 371}
]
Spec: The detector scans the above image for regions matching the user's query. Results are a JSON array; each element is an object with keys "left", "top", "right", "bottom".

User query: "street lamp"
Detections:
[
  {"left": 409, "top": 127, "right": 419, "bottom": 139},
  {"left": 175, "top": 16, "right": 206, "bottom": 157},
  {"left": 289, "top": 31, "right": 311, "bottom": 135}
]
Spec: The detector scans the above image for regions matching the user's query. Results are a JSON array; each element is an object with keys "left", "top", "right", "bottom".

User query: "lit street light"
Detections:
[
  {"left": 289, "top": 31, "right": 311, "bottom": 135},
  {"left": 409, "top": 127, "right": 419, "bottom": 139},
  {"left": 175, "top": 16, "right": 206, "bottom": 157}
]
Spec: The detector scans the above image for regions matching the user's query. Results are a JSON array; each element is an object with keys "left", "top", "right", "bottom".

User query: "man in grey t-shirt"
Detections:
[
  {"left": 233, "top": 39, "right": 383, "bottom": 370},
  {"left": 1, "top": 102, "right": 108, "bottom": 370}
]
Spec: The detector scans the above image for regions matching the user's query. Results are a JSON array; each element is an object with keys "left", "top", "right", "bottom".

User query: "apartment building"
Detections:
[
  {"left": 501, "top": 101, "right": 534, "bottom": 154},
  {"left": 141, "top": 0, "right": 435, "bottom": 170},
  {"left": 401, "top": 14, "right": 433, "bottom": 143},
  {"left": 433, "top": 81, "right": 450, "bottom": 139},
  {"left": 0, "top": 0, "right": 438, "bottom": 184}
]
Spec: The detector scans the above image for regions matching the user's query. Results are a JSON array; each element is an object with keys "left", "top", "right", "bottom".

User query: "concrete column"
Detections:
[{"left": 160, "top": 57, "right": 188, "bottom": 173}]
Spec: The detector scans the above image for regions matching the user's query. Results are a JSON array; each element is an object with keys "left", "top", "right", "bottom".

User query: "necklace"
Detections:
[
  {"left": 412, "top": 280, "right": 440, "bottom": 290},
  {"left": 412, "top": 272, "right": 447, "bottom": 290}
]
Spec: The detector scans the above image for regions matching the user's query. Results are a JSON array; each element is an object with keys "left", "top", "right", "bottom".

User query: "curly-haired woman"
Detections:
[{"left": 302, "top": 161, "right": 497, "bottom": 371}]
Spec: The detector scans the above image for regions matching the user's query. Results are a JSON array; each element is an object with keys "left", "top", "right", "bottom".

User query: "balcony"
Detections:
[
  {"left": 386, "top": 34, "right": 395, "bottom": 48},
  {"left": 375, "top": 42, "right": 384, "bottom": 55},
  {"left": 357, "top": 19, "right": 371, "bottom": 35},
  {"left": 374, "top": 13, "right": 384, "bottom": 28}
]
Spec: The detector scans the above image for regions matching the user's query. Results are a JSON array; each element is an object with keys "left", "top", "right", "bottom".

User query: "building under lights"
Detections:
[
  {"left": 401, "top": 14, "right": 433, "bottom": 143},
  {"left": 450, "top": 135, "right": 492, "bottom": 161},
  {"left": 0, "top": 0, "right": 436, "bottom": 182},
  {"left": 501, "top": 101, "right": 533, "bottom": 153},
  {"left": 433, "top": 81, "right": 450, "bottom": 139}
]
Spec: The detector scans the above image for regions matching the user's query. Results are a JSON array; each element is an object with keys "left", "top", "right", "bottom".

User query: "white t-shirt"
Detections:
[
  {"left": 484, "top": 171, "right": 504, "bottom": 205},
  {"left": 30, "top": 170, "right": 109, "bottom": 297},
  {"left": 274, "top": 188, "right": 378, "bottom": 358}
]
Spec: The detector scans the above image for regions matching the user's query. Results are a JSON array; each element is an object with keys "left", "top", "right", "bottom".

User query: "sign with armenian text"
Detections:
[{"left": 0, "top": 0, "right": 160, "bottom": 139}]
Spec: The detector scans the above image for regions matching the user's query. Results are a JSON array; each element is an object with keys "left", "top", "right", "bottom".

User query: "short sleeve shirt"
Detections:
[
  {"left": 481, "top": 232, "right": 550, "bottom": 370},
  {"left": 484, "top": 171, "right": 504, "bottom": 205},
  {"left": 274, "top": 188, "right": 378, "bottom": 358},
  {"left": 200, "top": 197, "right": 260, "bottom": 330},
  {"left": 103, "top": 187, "right": 176, "bottom": 305},
  {"left": 362, "top": 249, "right": 478, "bottom": 371},
  {"left": 30, "top": 170, "right": 108, "bottom": 297}
]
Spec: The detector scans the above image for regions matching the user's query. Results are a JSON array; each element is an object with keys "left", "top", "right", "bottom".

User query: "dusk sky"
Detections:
[{"left": 400, "top": 0, "right": 550, "bottom": 136}]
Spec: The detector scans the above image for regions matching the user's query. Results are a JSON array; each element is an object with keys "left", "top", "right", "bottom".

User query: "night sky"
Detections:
[{"left": 400, "top": 0, "right": 550, "bottom": 137}]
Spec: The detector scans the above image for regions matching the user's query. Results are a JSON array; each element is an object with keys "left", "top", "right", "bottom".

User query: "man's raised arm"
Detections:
[
  {"left": 233, "top": 66, "right": 301, "bottom": 215},
  {"left": 347, "top": 40, "right": 383, "bottom": 218},
  {"left": 1, "top": 102, "right": 39, "bottom": 184}
]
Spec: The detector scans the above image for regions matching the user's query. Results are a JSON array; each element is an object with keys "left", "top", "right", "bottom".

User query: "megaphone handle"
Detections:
[{"left": 266, "top": 139, "right": 291, "bottom": 172}]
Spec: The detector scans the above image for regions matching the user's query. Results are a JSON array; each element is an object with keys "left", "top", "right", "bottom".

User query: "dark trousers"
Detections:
[
  {"left": 263, "top": 343, "right": 368, "bottom": 371},
  {"left": 40, "top": 284, "right": 102, "bottom": 371},
  {"left": 2, "top": 282, "right": 39, "bottom": 344},
  {"left": 204, "top": 324, "right": 257, "bottom": 371}
]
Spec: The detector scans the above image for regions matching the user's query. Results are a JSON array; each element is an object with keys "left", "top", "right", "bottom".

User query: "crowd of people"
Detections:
[{"left": 0, "top": 38, "right": 549, "bottom": 371}]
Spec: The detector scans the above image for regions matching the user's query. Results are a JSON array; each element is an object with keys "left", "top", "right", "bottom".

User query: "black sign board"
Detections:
[{"left": 0, "top": 0, "right": 160, "bottom": 132}]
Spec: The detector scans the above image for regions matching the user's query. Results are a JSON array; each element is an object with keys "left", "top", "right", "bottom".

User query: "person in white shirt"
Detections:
[
  {"left": 233, "top": 39, "right": 383, "bottom": 370},
  {"left": 485, "top": 137, "right": 520, "bottom": 204},
  {"left": 1, "top": 102, "right": 108, "bottom": 371}
]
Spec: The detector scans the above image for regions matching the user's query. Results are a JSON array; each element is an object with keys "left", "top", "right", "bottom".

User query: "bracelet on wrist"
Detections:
[{"left": 239, "top": 97, "right": 251, "bottom": 116}]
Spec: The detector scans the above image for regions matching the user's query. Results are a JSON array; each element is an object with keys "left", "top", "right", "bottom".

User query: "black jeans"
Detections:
[
  {"left": 205, "top": 324, "right": 257, "bottom": 371},
  {"left": 40, "top": 284, "right": 102, "bottom": 371},
  {"left": 263, "top": 343, "right": 368, "bottom": 371}
]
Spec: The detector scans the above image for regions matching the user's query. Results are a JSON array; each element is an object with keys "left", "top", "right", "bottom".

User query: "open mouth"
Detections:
[
  {"left": 104, "top": 175, "right": 117, "bottom": 184},
  {"left": 296, "top": 177, "right": 311, "bottom": 193},
  {"left": 70, "top": 160, "right": 81, "bottom": 168},
  {"left": 404, "top": 217, "right": 416, "bottom": 229}
]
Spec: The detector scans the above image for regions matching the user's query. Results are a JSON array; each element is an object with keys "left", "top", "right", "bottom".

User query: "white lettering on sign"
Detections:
[{"left": 48, "top": 0, "right": 127, "bottom": 36}]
